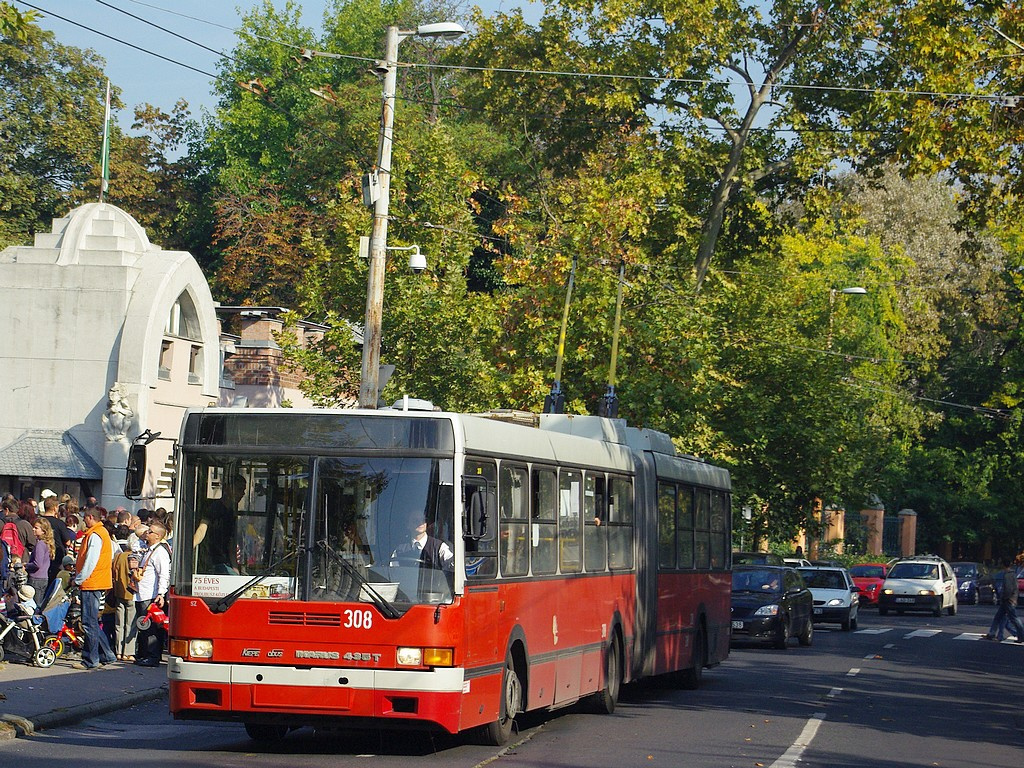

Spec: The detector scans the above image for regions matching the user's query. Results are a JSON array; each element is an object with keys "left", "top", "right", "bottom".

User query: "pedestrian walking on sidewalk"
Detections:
[
  {"left": 982, "top": 561, "right": 1024, "bottom": 642},
  {"left": 73, "top": 508, "right": 118, "bottom": 669}
]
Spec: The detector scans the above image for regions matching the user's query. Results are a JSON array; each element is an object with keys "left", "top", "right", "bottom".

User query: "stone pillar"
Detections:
[
  {"left": 898, "top": 509, "right": 917, "bottom": 557},
  {"left": 860, "top": 507, "right": 884, "bottom": 556},
  {"left": 101, "top": 439, "right": 131, "bottom": 511},
  {"left": 825, "top": 508, "right": 845, "bottom": 554}
]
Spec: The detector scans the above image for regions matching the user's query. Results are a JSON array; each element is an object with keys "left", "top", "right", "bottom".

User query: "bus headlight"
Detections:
[
  {"left": 189, "top": 639, "right": 214, "bottom": 658},
  {"left": 169, "top": 638, "right": 213, "bottom": 659},
  {"left": 397, "top": 647, "right": 422, "bottom": 666},
  {"left": 396, "top": 647, "right": 454, "bottom": 667}
]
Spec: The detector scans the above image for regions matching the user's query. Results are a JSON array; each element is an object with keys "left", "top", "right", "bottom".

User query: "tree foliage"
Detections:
[
  {"left": 10, "top": 0, "right": 1024, "bottom": 557},
  {"left": 0, "top": 22, "right": 108, "bottom": 246}
]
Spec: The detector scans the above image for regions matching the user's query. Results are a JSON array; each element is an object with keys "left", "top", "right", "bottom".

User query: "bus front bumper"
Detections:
[{"left": 168, "top": 657, "right": 467, "bottom": 734}]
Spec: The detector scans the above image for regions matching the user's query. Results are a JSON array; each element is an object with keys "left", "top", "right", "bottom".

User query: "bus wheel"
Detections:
[
  {"left": 245, "top": 722, "right": 289, "bottom": 743},
  {"left": 587, "top": 634, "right": 622, "bottom": 713},
  {"left": 677, "top": 627, "right": 705, "bottom": 690},
  {"left": 480, "top": 650, "right": 522, "bottom": 746}
]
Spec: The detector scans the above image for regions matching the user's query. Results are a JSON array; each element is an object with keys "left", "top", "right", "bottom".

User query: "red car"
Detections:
[{"left": 849, "top": 563, "right": 888, "bottom": 606}]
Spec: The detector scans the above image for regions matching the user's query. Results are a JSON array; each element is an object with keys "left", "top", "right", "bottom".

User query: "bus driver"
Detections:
[{"left": 390, "top": 511, "right": 454, "bottom": 572}]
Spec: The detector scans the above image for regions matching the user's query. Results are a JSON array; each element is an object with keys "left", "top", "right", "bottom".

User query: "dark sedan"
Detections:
[
  {"left": 951, "top": 562, "right": 986, "bottom": 605},
  {"left": 730, "top": 565, "right": 814, "bottom": 649}
]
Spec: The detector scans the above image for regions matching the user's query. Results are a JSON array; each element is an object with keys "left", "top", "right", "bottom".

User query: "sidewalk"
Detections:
[{"left": 0, "top": 651, "right": 168, "bottom": 740}]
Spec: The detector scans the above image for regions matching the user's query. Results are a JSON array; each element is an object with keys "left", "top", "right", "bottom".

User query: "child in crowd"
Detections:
[
  {"left": 5, "top": 583, "right": 36, "bottom": 621},
  {"left": 56, "top": 555, "right": 76, "bottom": 592}
]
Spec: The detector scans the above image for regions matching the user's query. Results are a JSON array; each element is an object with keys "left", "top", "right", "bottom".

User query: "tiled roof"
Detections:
[{"left": 0, "top": 430, "right": 103, "bottom": 479}]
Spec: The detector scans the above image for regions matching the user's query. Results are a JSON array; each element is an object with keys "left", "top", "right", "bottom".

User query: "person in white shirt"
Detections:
[
  {"left": 390, "top": 511, "right": 453, "bottom": 572},
  {"left": 132, "top": 521, "right": 171, "bottom": 667}
]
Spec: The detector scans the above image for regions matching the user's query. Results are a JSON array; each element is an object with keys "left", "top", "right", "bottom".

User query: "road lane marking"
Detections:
[
  {"left": 846, "top": 668, "right": 860, "bottom": 676},
  {"left": 827, "top": 687, "right": 843, "bottom": 698},
  {"left": 883, "top": 643, "right": 896, "bottom": 649},
  {"left": 769, "top": 713, "right": 826, "bottom": 768},
  {"left": 903, "top": 629, "right": 942, "bottom": 639},
  {"left": 954, "top": 633, "right": 986, "bottom": 641},
  {"left": 855, "top": 628, "right": 892, "bottom": 634}
]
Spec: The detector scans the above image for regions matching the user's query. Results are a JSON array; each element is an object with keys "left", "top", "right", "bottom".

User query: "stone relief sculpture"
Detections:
[{"left": 101, "top": 382, "right": 134, "bottom": 442}]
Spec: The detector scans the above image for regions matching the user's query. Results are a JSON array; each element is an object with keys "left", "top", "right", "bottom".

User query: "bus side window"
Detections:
[
  {"left": 584, "top": 474, "right": 607, "bottom": 572},
  {"left": 658, "top": 482, "right": 676, "bottom": 569},
  {"left": 694, "top": 488, "right": 711, "bottom": 569},
  {"left": 464, "top": 461, "right": 498, "bottom": 579},
  {"left": 558, "top": 469, "right": 582, "bottom": 574},
  {"left": 710, "top": 490, "right": 729, "bottom": 569},
  {"left": 677, "top": 485, "right": 694, "bottom": 569},
  {"left": 531, "top": 468, "right": 557, "bottom": 575},
  {"left": 499, "top": 464, "right": 529, "bottom": 577},
  {"left": 607, "top": 476, "right": 634, "bottom": 570}
]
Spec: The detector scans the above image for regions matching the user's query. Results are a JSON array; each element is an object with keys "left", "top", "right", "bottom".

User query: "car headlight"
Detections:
[
  {"left": 826, "top": 598, "right": 844, "bottom": 606},
  {"left": 919, "top": 590, "right": 935, "bottom": 596},
  {"left": 882, "top": 588, "right": 894, "bottom": 595},
  {"left": 754, "top": 604, "right": 779, "bottom": 616}
]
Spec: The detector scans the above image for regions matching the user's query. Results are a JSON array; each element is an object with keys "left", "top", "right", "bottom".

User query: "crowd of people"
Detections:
[{"left": 1, "top": 490, "right": 172, "bottom": 669}]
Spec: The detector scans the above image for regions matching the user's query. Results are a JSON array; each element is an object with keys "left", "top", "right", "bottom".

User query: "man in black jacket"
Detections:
[
  {"left": 41, "top": 496, "right": 74, "bottom": 581},
  {"left": 983, "top": 561, "right": 1024, "bottom": 642}
]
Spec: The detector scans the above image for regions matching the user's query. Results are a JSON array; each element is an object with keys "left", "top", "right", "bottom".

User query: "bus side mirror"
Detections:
[
  {"left": 463, "top": 486, "right": 495, "bottom": 541},
  {"left": 124, "top": 443, "right": 147, "bottom": 499}
]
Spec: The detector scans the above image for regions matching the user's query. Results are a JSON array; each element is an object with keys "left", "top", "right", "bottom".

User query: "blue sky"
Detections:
[{"left": 27, "top": 0, "right": 541, "bottom": 125}]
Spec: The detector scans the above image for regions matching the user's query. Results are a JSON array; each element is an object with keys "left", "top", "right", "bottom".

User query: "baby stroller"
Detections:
[
  {"left": 0, "top": 584, "right": 58, "bottom": 667},
  {"left": 43, "top": 582, "right": 83, "bottom": 658}
]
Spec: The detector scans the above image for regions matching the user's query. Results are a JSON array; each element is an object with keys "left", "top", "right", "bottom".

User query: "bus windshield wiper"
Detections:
[
  {"left": 212, "top": 544, "right": 302, "bottom": 614},
  {"left": 317, "top": 539, "right": 400, "bottom": 619}
]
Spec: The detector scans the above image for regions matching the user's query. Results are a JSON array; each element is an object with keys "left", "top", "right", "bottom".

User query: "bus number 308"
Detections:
[{"left": 343, "top": 609, "right": 373, "bottom": 629}]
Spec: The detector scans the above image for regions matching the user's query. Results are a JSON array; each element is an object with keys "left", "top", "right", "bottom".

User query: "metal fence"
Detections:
[{"left": 882, "top": 515, "right": 901, "bottom": 557}]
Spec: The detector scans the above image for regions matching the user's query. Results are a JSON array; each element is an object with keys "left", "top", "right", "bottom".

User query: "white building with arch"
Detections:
[{"left": 0, "top": 203, "right": 221, "bottom": 509}]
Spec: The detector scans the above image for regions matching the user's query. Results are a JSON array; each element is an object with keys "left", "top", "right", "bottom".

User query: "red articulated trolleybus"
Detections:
[{"left": 150, "top": 404, "right": 731, "bottom": 744}]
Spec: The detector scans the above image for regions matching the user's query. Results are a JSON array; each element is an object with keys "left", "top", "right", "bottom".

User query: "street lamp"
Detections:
[{"left": 358, "top": 22, "right": 467, "bottom": 409}]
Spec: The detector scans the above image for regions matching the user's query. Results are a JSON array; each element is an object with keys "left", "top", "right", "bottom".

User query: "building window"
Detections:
[
  {"left": 188, "top": 344, "right": 202, "bottom": 385},
  {"left": 165, "top": 291, "right": 201, "bottom": 340},
  {"left": 158, "top": 340, "right": 172, "bottom": 380}
]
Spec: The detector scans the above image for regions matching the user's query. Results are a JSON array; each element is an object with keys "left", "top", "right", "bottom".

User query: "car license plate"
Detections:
[
  {"left": 731, "top": 620, "right": 743, "bottom": 630},
  {"left": 895, "top": 597, "right": 915, "bottom": 603},
  {"left": 813, "top": 608, "right": 823, "bottom": 615}
]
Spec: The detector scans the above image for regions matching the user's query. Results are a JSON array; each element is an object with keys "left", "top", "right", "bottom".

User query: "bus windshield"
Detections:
[{"left": 178, "top": 453, "right": 455, "bottom": 608}]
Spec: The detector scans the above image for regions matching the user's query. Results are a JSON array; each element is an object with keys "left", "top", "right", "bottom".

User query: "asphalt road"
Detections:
[{"left": 1, "top": 603, "right": 1020, "bottom": 768}]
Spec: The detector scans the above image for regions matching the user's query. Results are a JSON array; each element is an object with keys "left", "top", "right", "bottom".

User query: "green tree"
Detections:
[
  {"left": 0, "top": 21, "right": 109, "bottom": 246},
  {"left": 0, "top": 2, "right": 35, "bottom": 41}
]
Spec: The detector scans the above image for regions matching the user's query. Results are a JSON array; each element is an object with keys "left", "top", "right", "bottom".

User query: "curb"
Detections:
[{"left": 0, "top": 684, "right": 168, "bottom": 739}]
